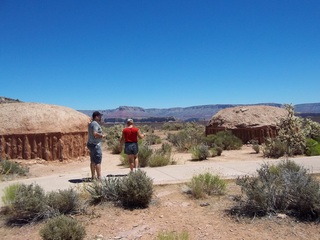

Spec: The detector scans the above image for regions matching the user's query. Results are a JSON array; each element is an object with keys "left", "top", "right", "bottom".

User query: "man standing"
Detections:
[
  {"left": 87, "top": 111, "right": 105, "bottom": 180},
  {"left": 120, "top": 118, "right": 145, "bottom": 172}
]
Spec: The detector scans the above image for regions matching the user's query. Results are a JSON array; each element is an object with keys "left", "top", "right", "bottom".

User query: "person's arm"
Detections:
[
  {"left": 93, "top": 131, "right": 104, "bottom": 139},
  {"left": 93, "top": 123, "right": 105, "bottom": 138},
  {"left": 120, "top": 132, "right": 125, "bottom": 146},
  {"left": 137, "top": 130, "right": 145, "bottom": 139}
]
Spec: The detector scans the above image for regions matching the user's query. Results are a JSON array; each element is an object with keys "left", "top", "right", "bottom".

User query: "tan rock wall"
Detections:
[{"left": 0, "top": 132, "right": 88, "bottom": 161}]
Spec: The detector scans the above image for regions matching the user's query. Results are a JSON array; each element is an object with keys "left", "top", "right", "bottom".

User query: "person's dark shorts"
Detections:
[
  {"left": 124, "top": 142, "right": 139, "bottom": 155},
  {"left": 87, "top": 143, "right": 102, "bottom": 164}
]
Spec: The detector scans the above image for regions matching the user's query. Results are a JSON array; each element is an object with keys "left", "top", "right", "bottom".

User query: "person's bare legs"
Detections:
[
  {"left": 134, "top": 155, "right": 138, "bottom": 170},
  {"left": 96, "top": 164, "right": 101, "bottom": 179},
  {"left": 90, "top": 162, "right": 96, "bottom": 180},
  {"left": 90, "top": 162, "right": 101, "bottom": 180},
  {"left": 128, "top": 155, "right": 135, "bottom": 172}
]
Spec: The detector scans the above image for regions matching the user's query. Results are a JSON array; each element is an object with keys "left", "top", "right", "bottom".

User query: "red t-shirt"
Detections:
[{"left": 122, "top": 127, "right": 139, "bottom": 142}]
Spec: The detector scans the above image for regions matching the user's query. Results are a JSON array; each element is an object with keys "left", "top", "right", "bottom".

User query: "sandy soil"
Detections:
[{"left": 1, "top": 145, "right": 319, "bottom": 240}]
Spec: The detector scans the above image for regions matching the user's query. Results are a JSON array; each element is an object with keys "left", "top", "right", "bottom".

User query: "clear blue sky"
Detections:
[{"left": 1, "top": 0, "right": 319, "bottom": 110}]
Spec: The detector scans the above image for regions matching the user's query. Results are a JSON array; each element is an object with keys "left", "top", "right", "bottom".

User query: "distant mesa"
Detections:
[{"left": 79, "top": 102, "right": 320, "bottom": 123}]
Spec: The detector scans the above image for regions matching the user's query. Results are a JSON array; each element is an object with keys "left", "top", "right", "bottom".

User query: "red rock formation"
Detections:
[
  {"left": 0, "top": 103, "right": 90, "bottom": 161},
  {"left": 206, "top": 105, "right": 287, "bottom": 144}
]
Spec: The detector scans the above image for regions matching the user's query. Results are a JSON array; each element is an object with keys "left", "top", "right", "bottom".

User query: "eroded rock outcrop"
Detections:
[
  {"left": 0, "top": 102, "right": 90, "bottom": 161},
  {"left": 206, "top": 105, "right": 287, "bottom": 144}
]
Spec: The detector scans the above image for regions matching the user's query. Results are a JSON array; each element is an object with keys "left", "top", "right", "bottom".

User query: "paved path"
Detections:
[{"left": 1, "top": 156, "right": 320, "bottom": 207}]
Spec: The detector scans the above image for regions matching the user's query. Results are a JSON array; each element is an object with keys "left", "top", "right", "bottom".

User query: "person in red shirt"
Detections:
[{"left": 120, "top": 118, "right": 145, "bottom": 172}]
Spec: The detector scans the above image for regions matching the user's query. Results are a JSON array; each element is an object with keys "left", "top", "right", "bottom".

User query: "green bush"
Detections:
[
  {"left": 105, "top": 124, "right": 123, "bottom": 154},
  {"left": 302, "top": 118, "right": 320, "bottom": 141},
  {"left": 148, "top": 145, "right": 173, "bottom": 167},
  {"left": 6, "top": 183, "right": 49, "bottom": 223},
  {"left": 3, "top": 183, "right": 82, "bottom": 224},
  {"left": 305, "top": 138, "right": 320, "bottom": 156},
  {"left": 118, "top": 170, "right": 153, "bottom": 208},
  {"left": 162, "top": 122, "right": 184, "bottom": 131},
  {"left": 167, "top": 123, "right": 205, "bottom": 152},
  {"left": 190, "top": 144, "right": 210, "bottom": 160},
  {"left": 86, "top": 176, "right": 122, "bottom": 202},
  {"left": 40, "top": 215, "right": 86, "bottom": 240},
  {"left": 2, "top": 183, "right": 21, "bottom": 206},
  {"left": 252, "top": 144, "right": 260, "bottom": 153},
  {"left": 262, "top": 137, "right": 287, "bottom": 158},
  {"left": 234, "top": 160, "right": 320, "bottom": 221},
  {"left": 144, "top": 133, "right": 161, "bottom": 145},
  {"left": 120, "top": 150, "right": 129, "bottom": 166},
  {"left": 46, "top": 189, "right": 81, "bottom": 215},
  {"left": 210, "top": 147, "right": 218, "bottom": 157},
  {"left": 207, "top": 131, "right": 242, "bottom": 150},
  {"left": 86, "top": 171, "right": 153, "bottom": 208},
  {"left": 280, "top": 105, "right": 306, "bottom": 155},
  {"left": 0, "top": 160, "right": 29, "bottom": 176},
  {"left": 138, "top": 144, "right": 153, "bottom": 167},
  {"left": 188, "top": 172, "right": 226, "bottom": 199},
  {"left": 108, "top": 138, "right": 122, "bottom": 154}
]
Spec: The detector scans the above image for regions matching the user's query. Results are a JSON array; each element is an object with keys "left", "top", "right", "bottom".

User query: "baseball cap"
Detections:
[
  {"left": 92, "top": 111, "right": 103, "bottom": 118},
  {"left": 127, "top": 118, "right": 133, "bottom": 123}
]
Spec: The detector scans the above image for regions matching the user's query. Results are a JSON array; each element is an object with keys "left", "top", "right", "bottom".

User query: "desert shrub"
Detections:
[
  {"left": 234, "top": 160, "right": 320, "bottom": 221},
  {"left": 144, "top": 133, "right": 161, "bottom": 145},
  {"left": 262, "top": 137, "right": 287, "bottom": 158},
  {"left": 190, "top": 144, "right": 210, "bottom": 160},
  {"left": 2, "top": 183, "right": 21, "bottom": 206},
  {"left": 203, "top": 134, "right": 216, "bottom": 148},
  {"left": 162, "top": 122, "right": 184, "bottom": 131},
  {"left": 207, "top": 131, "right": 242, "bottom": 150},
  {"left": 40, "top": 215, "right": 86, "bottom": 240},
  {"left": 264, "top": 105, "right": 320, "bottom": 158},
  {"left": 118, "top": 170, "right": 153, "bottom": 208},
  {"left": 161, "top": 142, "right": 173, "bottom": 154},
  {"left": 5, "top": 183, "right": 49, "bottom": 223},
  {"left": 120, "top": 150, "right": 129, "bottom": 166},
  {"left": 138, "top": 144, "right": 153, "bottom": 167},
  {"left": 108, "top": 138, "right": 122, "bottom": 154},
  {"left": 210, "top": 146, "right": 223, "bottom": 157},
  {"left": 157, "top": 230, "right": 189, "bottom": 240},
  {"left": 167, "top": 123, "right": 205, "bottom": 152},
  {"left": 85, "top": 177, "right": 122, "bottom": 202},
  {"left": 277, "top": 105, "right": 305, "bottom": 156},
  {"left": 46, "top": 189, "right": 81, "bottom": 215},
  {"left": 188, "top": 172, "right": 226, "bottom": 199},
  {"left": 139, "top": 124, "right": 154, "bottom": 134},
  {"left": 148, "top": 149, "right": 171, "bottom": 167},
  {"left": 252, "top": 144, "right": 260, "bottom": 153},
  {"left": 3, "top": 184, "right": 83, "bottom": 224},
  {"left": 148, "top": 144, "right": 173, "bottom": 167},
  {"left": 302, "top": 118, "right": 320, "bottom": 140},
  {"left": 0, "top": 160, "right": 29, "bottom": 176},
  {"left": 210, "top": 147, "right": 218, "bottom": 157},
  {"left": 215, "top": 146, "right": 223, "bottom": 156},
  {"left": 305, "top": 138, "right": 320, "bottom": 156},
  {"left": 105, "top": 124, "right": 123, "bottom": 154}
]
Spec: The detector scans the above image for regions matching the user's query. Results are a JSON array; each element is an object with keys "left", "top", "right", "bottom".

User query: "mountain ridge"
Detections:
[
  {"left": 1, "top": 97, "right": 319, "bottom": 122},
  {"left": 78, "top": 102, "right": 320, "bottom": 122}
]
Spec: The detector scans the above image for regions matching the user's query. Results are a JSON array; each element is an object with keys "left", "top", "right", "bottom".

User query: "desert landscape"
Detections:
[{"left": 1, "top": 143, "right": 320, "bottom": 240}]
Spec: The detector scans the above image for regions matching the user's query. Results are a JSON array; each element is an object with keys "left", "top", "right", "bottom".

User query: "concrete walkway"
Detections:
[{"left": 1, "top": 156, "right": 320, "bottom": 207}]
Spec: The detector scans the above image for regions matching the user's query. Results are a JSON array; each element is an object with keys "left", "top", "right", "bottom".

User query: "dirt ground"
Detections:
[{"left": 1, "top": 145, "right": 320, "bottom": 240}]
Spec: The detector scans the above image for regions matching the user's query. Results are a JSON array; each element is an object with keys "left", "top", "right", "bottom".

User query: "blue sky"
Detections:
[{"left": 1, "top": 0, "right": 319, "bottom": 110}]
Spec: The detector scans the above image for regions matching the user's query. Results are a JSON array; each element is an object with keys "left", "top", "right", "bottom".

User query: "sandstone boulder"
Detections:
[{"left": 206, "top": 105, "right": 288, "bottom": 144}]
